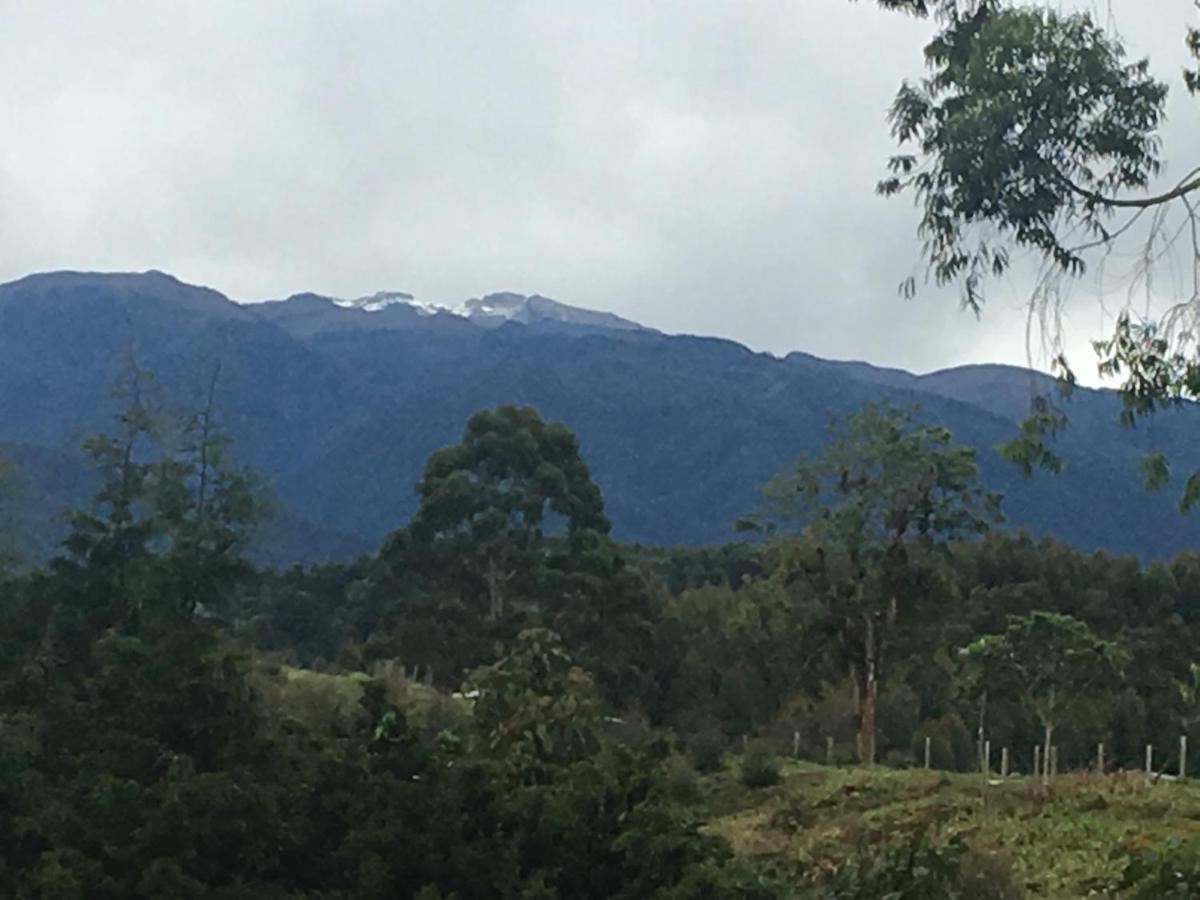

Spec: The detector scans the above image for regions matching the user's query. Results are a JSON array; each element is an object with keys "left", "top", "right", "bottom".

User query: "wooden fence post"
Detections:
[
  {"left": 924, "top": 736, "right": 931, "bottom": 770},
  {"left": 1051, "top": 745, "right": 1058, "bottom": 777},
  {"left": 984, "top": 740, "right": 991, "bottom": 777},
  {"left": 793, "top": 730, "right": 800, "bottom": 758},
  {"left": 1034, "top": 745, "right": 1040, "bottom": 780},
  {"left": 1098, "top": 742, "right": 1105, "bottom": 774},
  {"left": 1182, "top": 736, "right": 1188, "bottom": 780},
  {"left": 1001, "top": 746, "right": 1009, "bottom": 778},
  {"left": 1146, "top": 744, "right": 1153, "bottom": 776}
]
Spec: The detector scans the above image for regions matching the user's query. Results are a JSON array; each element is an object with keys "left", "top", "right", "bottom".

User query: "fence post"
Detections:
[
  {"left": 1182, "top": 736, "right": 1188, "bottom": 780},
  {"left": 1001, "top": 746, "right": 1009, "bottom": 778},
  {"left": 826, "top": 736, "right": 834, "bottom": 767},
  {"left": 1051, "top": 745, "right": 1058, "bottom": 777},
  {"left": 793, "top": 730, "right": 800, "bottom": 758},
  {"left": 1146, "top": 744, "right": 1153, "bottom": 776},
  {"left": 1098, "top": 742, "right": 1105, "bottom": 774},
  {"left": 1034, "top": 745, "right": 1040, "bottom": 780},
  {"left": 924, "top": 736, "right": 931, "bottom": 770},
  {"left": 984, "top": 740, "right": 991, "bottom": 777}
]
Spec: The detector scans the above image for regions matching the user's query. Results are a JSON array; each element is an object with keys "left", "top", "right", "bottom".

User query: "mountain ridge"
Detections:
[{"left": 0, "top": 269, "right": 1195, "bottom": 564}]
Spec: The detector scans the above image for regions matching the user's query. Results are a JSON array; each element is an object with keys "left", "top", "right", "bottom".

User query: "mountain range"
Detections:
[{"left": 0, "top": 269, "right": 1196, "bottom": 565}]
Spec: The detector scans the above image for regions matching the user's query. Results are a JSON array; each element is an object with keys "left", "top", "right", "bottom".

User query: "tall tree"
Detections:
[
  {"left": 59, "top": 361, "right": 263, "bottom": 632},
  {"left": 400, "top": 405, "right": 610, "bottom": 622},
  {"left": 747, "top": 402, "right": 1001, "bottom": 764}
]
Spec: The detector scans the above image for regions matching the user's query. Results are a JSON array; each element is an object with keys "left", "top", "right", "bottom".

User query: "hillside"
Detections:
[
  {"left": 699, "top": 759, "right": 1200, "bottom": 897},
  {"left": 1, "top": 270, "right": 1198, "bottom": 564}
]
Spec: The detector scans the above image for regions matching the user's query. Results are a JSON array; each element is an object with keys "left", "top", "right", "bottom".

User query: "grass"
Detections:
[{"left": 700, "top": 759, "right": 1200, "bottom": 897}]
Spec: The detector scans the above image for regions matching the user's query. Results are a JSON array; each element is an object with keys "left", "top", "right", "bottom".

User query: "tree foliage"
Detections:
[
  {"left": 748, "top": 402, "right": 1001, "bottom": 764},
  {"left": 867, "top": 0, "right": 1200, "bottom": 508},
  {"left": 963, "top": 610, "right": 1127, "bottom": 778}
]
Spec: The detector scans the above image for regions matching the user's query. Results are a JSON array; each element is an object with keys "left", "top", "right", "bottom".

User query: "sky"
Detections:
[{"left": 2, "top": 1, "right": 1198, "bottom": 379}]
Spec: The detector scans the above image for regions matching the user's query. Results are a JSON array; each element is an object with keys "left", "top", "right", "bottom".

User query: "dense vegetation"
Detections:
[{"left": 6, "top": 378, "right": 1200, "bottom": 898}]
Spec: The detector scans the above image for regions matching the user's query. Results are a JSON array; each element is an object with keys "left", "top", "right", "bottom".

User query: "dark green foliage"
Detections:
[
  {"left": 740, "top": 742, "right": 782, "bottom": 789},
  {"left": 16, "top": 391, "right": 1200, "bottom": 896},
  {"left": 963, "top": 611, "right": 1128, "bottom": 777},
  {"left": 688, "top": 728, "right": 728, "bottom": 774},
  {"left": 1111, "top": 837, "right": 1200, "bottom": 898},
  {"left": 821, "top": 832, "right": 1024, "bottom": 900},
  {"left": 751, "top": 402, "right": 1001, "bottom": 764},
  {"left": 403, "top": 404, "right": 610, "bottom": 621}
]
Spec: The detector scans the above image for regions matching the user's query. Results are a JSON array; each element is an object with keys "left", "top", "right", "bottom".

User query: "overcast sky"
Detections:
[{"left": 2, "top": 1, "right": 1198, "bottom": 379}]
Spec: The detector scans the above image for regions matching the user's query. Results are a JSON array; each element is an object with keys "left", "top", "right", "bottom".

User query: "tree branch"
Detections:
[{"left": 1060, "top": 167, "right": 1200, "bottom": 210}]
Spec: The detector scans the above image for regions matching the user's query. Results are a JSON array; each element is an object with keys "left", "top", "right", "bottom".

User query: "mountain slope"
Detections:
[{"left": 0, "top": 270, "right": 1196, "bottom": 564}]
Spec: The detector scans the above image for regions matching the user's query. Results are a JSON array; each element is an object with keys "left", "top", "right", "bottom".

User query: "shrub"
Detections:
[
  {"left": 661, "top": 753, "right": 702, "bottom": 803},
  {"left": 822, "top": 832, "right": 1024, "bottom": 899},
  {"left": 1110, "top": 837, "right": 1200, "bottom": 898},
  {"left": 688, "top": 728, "right": 726, "bottom": 773},
  {"left": 740, "top": 741, "right": 781, "bottom": 789}
]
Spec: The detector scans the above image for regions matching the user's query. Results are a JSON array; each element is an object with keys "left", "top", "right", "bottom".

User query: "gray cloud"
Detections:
[{"left": 1, "top": 1, "right": 1198, "bottom": 381}]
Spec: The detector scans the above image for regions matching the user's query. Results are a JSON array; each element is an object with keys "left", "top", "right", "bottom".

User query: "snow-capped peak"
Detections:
[
  {"left": 332, "top": 291, "right": 458, "bottom": 316},
  {"left": 274, "top": 288, "right": 649, "bottom": 334}
]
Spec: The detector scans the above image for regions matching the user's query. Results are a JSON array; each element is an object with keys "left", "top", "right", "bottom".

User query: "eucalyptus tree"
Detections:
[
  {"left": 403, "top": 404, "right": 611, "bottom": 624},
  {"left": 746, "top": 402, "right": 1001, "bottom": 764}
]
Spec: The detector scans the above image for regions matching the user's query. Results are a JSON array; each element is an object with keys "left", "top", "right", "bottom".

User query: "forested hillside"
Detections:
[
  {"left": 5, "top": 390, "right": 1200, "bottom": 897},
  {"left": 1, "top": 270, "right": 1197, "bottom": 565}
]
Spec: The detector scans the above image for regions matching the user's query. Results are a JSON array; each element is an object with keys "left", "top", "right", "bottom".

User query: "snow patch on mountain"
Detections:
[
  {"left": 322, "top": 289, "right": 649, "bottom": 332},
  {"left": 332, "top": 291, "right": 460, "bottom": 316}
]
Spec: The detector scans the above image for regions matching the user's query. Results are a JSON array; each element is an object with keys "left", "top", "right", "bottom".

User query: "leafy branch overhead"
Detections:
[
  {"left": 866, "top": 0, "right": 1200, "bottom": 512},
  {"left": 877, "top": 2, "right": 1172, "bottom": 311}
]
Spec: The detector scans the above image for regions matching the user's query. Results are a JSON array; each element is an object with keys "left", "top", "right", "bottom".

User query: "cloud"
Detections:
[{"left": 0, "top": 0, "right": 1196, "bottom": 381}]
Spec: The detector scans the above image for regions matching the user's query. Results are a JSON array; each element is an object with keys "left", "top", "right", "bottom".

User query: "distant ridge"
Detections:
[{"left": 0, "top": 269, "right": 1196, "bottom": 564}]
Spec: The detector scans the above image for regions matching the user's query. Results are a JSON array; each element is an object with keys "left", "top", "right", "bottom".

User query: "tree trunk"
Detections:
[
  {"left": 859, "top": 617, "right": 878, "bottom": 766},
  {"left": 1042, "top": 721, "right": 1054, "bottom": 785},
  {"left": 485, "top": 561, "right": 503, "bottom": 620}
]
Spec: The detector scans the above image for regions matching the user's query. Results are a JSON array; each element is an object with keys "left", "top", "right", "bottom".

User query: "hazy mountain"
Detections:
[{"left": 1, "top": 270, "right": 1196, "bottom": 564}]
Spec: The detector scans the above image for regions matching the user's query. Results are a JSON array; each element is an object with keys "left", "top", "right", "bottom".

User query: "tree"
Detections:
[
  {"left": 866, "top": 0, "right": 1200, "bottom": 503},
  {"left": 746, "top": 401, "right": 1001, "bottom": 764},
  {"left": 59, "top": 361, "right": 263, "bottom": 633},
  {"left": 0, "top": 451, "right": 20, "bottom": 575},
  {"left": 402, "top": 405, "right": 610, "bottom": 623},
  {"left": 963, "top": 610, "right": 1127, "bottom": 781}
]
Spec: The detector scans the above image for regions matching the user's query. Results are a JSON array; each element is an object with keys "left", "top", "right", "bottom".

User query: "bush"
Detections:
[
  {"left": 661, "top": 753, "right": 702, "bottom": 803},
  {"left": 740, "top": 741, "right": 781, "bottom": 789},
  {"left": 822, "top": 832, "right": 1024, "bottom": 900},
  {"left": 1110, "top": 837, "right": 1200, "bottom": 898},
  {"left": 688, "top": 729, "right": 726, "bottom": 773}
]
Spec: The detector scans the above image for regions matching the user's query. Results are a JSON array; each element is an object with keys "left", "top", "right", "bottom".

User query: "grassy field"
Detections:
[{"left": 701, "top": 760, "right": 1200, "bottom": 897}]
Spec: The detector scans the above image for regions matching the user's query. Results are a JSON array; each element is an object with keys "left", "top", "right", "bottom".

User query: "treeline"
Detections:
[
  {"left": 238, "top": 404, "right": 1200, "bottom": 778},
  {"left": 0, "top": 384, "right": 769, "bottom": 898},
  {"left": 4, "top": 382, "right": 1200, "bottom": 896}
]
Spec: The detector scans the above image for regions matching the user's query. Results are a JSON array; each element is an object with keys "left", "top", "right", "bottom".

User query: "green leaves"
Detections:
[
  {"left": 877, "top": 4, "right": 1170, "bottom": 310},
  {"left": 402, "top": 405, "right": 616, "bottom": 642},
  {"left": 961, "top": 611, "right": 1128, "bottom": 737},
  {"left": 755, "top": 401, "right": 1002, "bottom": 554},
  {"left": 1141, "top": 453, "right": 1170, "bottom": 493},
  {"left": 996, "top": 396, "right": 1067, "bottom": 479}
]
